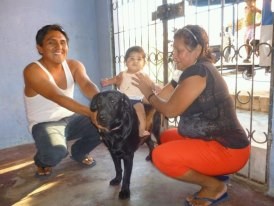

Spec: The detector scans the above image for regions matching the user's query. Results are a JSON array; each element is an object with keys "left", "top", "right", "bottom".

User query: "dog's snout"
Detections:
[
  {"left": 97, "top": 112, "right": 110, "bottom": 125},
  {"left": 99, "top": 113, "right": 106, "bottom": 121}
]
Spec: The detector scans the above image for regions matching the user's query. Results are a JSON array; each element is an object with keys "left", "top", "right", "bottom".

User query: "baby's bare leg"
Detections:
[{"left": 133, "top": 103, "right": 149, "bottom": 137}]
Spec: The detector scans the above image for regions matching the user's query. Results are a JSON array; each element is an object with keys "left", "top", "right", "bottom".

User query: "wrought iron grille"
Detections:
[{"left": 111, "top": 0, "right": 273, "bottom": 187}]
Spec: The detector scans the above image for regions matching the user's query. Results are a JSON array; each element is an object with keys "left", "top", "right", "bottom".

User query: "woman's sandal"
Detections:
[{"left": 184, "top": 192, "right": 229, "bottom": 206}]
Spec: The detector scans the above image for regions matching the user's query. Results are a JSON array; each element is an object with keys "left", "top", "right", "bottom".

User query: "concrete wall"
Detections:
[{"left": 0, "top": 0, "right": 112, "bottom": 149}]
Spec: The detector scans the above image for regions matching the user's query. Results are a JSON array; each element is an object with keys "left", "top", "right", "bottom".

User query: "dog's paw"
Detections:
[
  {"left": 119, "top": 189, "right": 130, "bottom": 199},
  {"left": 145, "top": 154, "right": 152, "bottom": 161},
  {"left": 110, "top": 177, "right": 122, "bottom": 185}
]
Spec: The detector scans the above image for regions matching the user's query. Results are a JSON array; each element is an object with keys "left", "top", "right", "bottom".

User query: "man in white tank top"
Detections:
[{"left": 23, "top": 24, "right": 101, "bottom": 176}]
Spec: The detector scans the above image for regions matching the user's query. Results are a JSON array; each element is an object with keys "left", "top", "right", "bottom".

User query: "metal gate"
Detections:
[{"left": 110, "top": 0, "right": 273, "bottom": 188}]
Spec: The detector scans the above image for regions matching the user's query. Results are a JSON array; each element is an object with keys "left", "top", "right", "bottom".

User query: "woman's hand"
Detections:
[{"left": 132, "top": 72, "right": 154, "bottom": 98}]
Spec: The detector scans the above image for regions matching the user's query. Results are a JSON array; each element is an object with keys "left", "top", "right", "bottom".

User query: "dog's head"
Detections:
[{"left": 90, "top": 90, "right": 134, "bottom": 133}]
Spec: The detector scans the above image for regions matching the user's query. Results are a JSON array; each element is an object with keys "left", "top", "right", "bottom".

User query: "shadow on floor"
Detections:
[{"left": 0, "top": 143, "right": 273, "bottom": 206}]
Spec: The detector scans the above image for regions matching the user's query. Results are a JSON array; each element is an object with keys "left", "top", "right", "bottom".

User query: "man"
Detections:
[{"left": 23, "top": 24, "right": 101, "bottom": 176}]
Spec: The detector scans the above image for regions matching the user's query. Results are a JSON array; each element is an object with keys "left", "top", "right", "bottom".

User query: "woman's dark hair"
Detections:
[
  {"left": 174, "top": 25, "right": 214, "bottom": 62},
  {"left": 36, "top": 24, "right": 69, "bottom": 46},
  {"left": 124, "top": 46, "right": 146, "bottom": 61}
]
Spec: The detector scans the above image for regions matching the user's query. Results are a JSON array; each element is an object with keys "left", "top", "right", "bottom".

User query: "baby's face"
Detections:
[{"left": 125, "top": 52, "right": 145, "bottom": 73}]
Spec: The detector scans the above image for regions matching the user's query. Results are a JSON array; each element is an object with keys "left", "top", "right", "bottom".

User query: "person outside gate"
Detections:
[
  {"left": 23, "top": 24, "right": 101, "bottom": 176},
  {"left": 243, "top": 0, "right": 262, "bottom": 63},
  {"left": 132, "top": 25, "right": 250, "bottom": 206}
]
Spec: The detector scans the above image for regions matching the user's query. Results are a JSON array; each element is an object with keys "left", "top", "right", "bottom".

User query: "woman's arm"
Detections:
[{"left": 133, "top": 73, "right": 206, "bottom": 118}]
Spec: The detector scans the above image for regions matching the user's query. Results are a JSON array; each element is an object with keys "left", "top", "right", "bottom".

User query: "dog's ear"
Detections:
[
  {"left": 121, "top": 93, "right": 131, "bottom": 111},
  {"left": 119, "top": 93, "right": 134, "bottom": 137},
  {"left": 90, "top": 94, "right": 98, "bottom": 111}
]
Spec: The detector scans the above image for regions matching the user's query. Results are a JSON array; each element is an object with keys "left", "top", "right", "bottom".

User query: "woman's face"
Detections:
[{"left": 172, "top": 37, "right": 201, "bottom": 71}]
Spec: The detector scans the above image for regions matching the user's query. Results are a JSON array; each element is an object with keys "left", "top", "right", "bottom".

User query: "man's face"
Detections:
[{"left": 37, "top": 30, "right": 68, "bottom": 64}]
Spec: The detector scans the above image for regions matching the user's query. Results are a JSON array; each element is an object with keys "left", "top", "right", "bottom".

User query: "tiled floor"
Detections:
[{"left": 0, "top": 143, "right": 274, "bottom": 206}]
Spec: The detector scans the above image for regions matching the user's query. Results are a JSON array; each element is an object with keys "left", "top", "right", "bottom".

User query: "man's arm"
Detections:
[
  {"left": 67, "top": 59, "right": 99, "bottom": 100},
  {"left": 23, "top": 62, "right": 93, "bottom": 117}
]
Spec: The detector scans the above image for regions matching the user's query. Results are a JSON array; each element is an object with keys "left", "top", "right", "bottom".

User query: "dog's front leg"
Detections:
[
  {"left": 109, "top": 152, "right": 122, "bottom": 185},
  {"left": 119, "top": 153, "right": 134, "bottom": 199}
]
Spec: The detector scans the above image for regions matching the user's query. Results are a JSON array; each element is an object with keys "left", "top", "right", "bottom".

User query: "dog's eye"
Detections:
[{"left": 109, "top": 98, "right": 116, "bottom": 104}]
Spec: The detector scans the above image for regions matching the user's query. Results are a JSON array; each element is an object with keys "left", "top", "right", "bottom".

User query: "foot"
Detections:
[
  {"left": 139, "top": 130, "right": 150, "bottom": 137},
  {"left": 214, "top": 175, "right": 230, "bottom": 182},
  {"left": 185, "top": 192, "right": 228, "bottom": 206},
  {"left": 243, "top": 58, "right": 250, "bottom": 63},
  {"left": 36, "top": 166, "right": 52, "bottom": 176},
  {"left": 139, "top": 131, "right": 150, "bottom": 145},
  {"left": 81, "top": 156, "right": 96, "bottom": 166},
  {"left": 186, "top": 182, "right": 227, "bottom": 206},
  {"left": 70, "top": 155, "right": 96, "bottom": 167},
  {"left": 142, "top": 130, "right": 150, "bottom": 136},
  {"left": 44, "top": 167, "right": 52, "bottom": 175}
]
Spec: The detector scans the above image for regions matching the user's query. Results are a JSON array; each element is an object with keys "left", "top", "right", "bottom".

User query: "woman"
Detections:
[{"left": 133, "top": 25, "right": 250, "bottom": 206}]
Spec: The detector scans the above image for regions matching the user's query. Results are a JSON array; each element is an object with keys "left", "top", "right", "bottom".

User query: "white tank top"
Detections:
[
  {"left": 24, "top": 60, "right": 75, "bottom": 132},
  {"left": 119, "top": 71, "right": 144, "bottom": 100}
]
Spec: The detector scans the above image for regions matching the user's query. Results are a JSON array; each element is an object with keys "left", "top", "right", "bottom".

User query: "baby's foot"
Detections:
[
  {"left": 139, "top": 131, "right": 150, "bottom": 145},
  {"left": 142, "top": 130, "right": 150, "bottom": 136}
]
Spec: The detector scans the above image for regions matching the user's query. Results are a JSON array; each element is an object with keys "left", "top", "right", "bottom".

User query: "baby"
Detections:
[{"left": 101, "top": 46, "right": 159, "bottom": 141}]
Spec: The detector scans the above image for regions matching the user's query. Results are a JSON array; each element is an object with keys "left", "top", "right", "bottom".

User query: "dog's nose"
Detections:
[{"left": 99, "top": 113, "right": 107, "bottom": 122}]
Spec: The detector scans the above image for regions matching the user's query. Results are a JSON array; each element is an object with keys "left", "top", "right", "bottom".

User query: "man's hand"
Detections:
[
  {"left": 89, "top": 110, "right": 106, "bottom": 131},
  {"left": 90, "top": 111, "right": 99, "bottom": 127}
]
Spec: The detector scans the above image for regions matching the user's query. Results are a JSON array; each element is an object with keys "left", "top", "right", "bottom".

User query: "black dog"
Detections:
[{"left": 90, "top": 90, "right": 161, "bottom": 199}]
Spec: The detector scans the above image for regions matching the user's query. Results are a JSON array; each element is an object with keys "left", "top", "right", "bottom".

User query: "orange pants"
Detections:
[{"left": 152, "top": 128, "right": 250, "bottom": 178}]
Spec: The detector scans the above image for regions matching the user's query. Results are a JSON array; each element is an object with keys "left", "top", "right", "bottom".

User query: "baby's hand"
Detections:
[{"left": 100, "top": 78, "right": 109, "bottom": 87}]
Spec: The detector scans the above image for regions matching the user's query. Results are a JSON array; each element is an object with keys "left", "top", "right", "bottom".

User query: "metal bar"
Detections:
[
  {"left": 162, "top": 0, "right": 168, "bottom": 85},
  {"left": 266, "top": 13, "right": 274, "bottom": 192}
]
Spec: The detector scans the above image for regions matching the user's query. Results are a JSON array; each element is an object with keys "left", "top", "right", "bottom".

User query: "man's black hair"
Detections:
[{"left": 36, "top": 24, "right": 69, "bottom": 46}]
